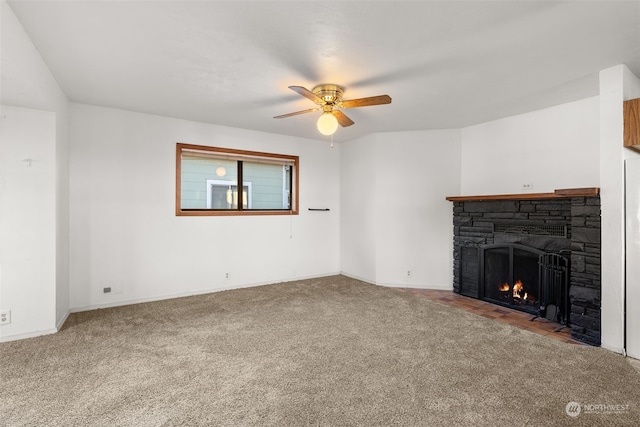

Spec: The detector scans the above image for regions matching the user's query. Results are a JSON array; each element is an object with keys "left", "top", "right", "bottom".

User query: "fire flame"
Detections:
[
  {"left": 513, "top": 280, "right": 534, "bottom": 301},
  {"left": 513, "top": 280, "right": 523, "bottom": 299},
  {"left": 497, "top": 280, "right": 536, "bottom": 303}
]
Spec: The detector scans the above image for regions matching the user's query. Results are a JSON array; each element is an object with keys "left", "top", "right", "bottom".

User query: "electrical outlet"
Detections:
[
  {"left": 522, "top": 182, "right": 534, "bottom": 191},
  {"left": 406, "top": 270, "right": 412, "bottom": 278},
  {"left": 225, "top": 272, "right": 229, "bottom": 279},
  {"left": 101, "top": 281, "right": 124, "bottom": 294},
  {"left": 0, "top": 310, "right": 11, "bottom": 325}
]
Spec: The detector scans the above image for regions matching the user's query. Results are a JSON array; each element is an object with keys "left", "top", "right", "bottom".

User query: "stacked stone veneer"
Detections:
[
  {"left": 569, "top": 197, "right": 602, "bottom": 346},
  {"left": 452, "top": 196, "right": 601, "bottom": 346}
]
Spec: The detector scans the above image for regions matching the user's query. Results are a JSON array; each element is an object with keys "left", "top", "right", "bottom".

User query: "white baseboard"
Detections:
[
  {"left": 0, "top": 328, "right": 58, "bottom": 343},
  {"left": 339, "top": 271, "right": 452, "bottom": 290},
  {"left": 380, "top": 282, "right": 453, "bottom": 290},
  {"left": 601, "top": 343, "right": 626, "bottom": 355},
  {"left": 339, "top": 271, "right": 376, "bottom": 285},
  {"left": 0, "top": 311, "right": 70, "bottom": 343},
  {"left": 70, "top": 272, "right": 342, "bottom": 314},
  {"left": 56, "top": 310, "right": 70, "bottom": 331}
]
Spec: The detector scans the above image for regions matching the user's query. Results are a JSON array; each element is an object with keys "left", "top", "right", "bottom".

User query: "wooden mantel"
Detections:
[{"left": 446, "top": 187, "right": 599, "bottom": 202}]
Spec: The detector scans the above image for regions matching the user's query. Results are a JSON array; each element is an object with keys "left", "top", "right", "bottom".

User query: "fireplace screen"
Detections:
[{"left": 481, "top": 244, "right": 544, "bottom": 315}]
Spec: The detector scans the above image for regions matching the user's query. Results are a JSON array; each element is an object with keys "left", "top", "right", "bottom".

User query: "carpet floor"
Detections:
[{"left": 1, "top": 275, "right": 639, "bottom": 426}]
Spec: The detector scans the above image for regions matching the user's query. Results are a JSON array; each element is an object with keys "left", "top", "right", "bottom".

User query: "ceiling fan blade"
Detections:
[
  {"left": 340, "top": 94, "right": 392, "bottom": 108},
  {"left": 274, "top": 108, "right": 319, "bottom": 119},
  {"left": 289, "top": 86, "right": 323, "bottom": 104},
  {"left": 332, "top": 110, "right": 355, "bottom": 127}
]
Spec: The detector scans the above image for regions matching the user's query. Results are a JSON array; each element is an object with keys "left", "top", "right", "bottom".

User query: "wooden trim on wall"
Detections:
[
  {"left": 445, "top": 187, "right": 600, "bottom": 202},
  {"left": 176, "top": 142, "right": 299, "bottom": 216},
  {"left": 175, "top": 143, "right": 182, "bottom": 216},
  {"left": 624, "top": 97, "right": 640, "bottom": 152}
]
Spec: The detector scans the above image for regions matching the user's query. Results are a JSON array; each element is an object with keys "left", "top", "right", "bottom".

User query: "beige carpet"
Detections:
[{"left": 1, "top": 275, "right": 639, "bottom": 426}]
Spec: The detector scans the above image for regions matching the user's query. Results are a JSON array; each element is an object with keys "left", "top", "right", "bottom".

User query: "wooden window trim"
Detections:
[{"left": 176, "top": 143, "right": 299, "bottom": 216}]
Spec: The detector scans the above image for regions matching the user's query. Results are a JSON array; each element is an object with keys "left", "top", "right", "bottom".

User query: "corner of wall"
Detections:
[
  {"left": 598, "top": 64, "right": 639, "bottom": 354},
  {"left": 1, "top": 0, "right": 71, "bottom": 338}
]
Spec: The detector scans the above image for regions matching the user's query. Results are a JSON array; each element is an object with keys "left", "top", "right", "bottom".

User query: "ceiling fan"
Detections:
[{"left": 274, "top": 84, "right": 392, "bottom": 135}]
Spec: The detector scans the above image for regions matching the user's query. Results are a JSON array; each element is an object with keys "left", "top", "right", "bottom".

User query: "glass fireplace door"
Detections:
[{"left": 481, "top": 244, "right": 543, "bottom": 315}]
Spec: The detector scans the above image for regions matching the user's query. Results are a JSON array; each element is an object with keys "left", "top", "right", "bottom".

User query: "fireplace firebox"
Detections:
[
  {"left": 479, "top": 244, "right": 570, "bottom": 326},
  {"left": 481, "top": 244, "right": 543, "bottom": 315}
]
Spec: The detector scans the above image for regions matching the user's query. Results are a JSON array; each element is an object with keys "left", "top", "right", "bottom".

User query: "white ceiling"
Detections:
[{"left": 7, "top": 0, "right": 640, "bottom": 142}]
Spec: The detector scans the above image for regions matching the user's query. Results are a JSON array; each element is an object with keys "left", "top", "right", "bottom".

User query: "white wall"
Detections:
[
  {"left": 599, "top": 65, "right": 640, "bottom": 354},
  {"left": 68, "top": 104, "right": 340, "bottom": 310},
  {"left": 341, "top": 130, "right": 461, "bottom": 289},
  {"left": 460, "top": 97, "right": 600, "bottom": 195},
  {"left": 626, "top": 157, "right": 640, "bottom": 358},
  {"left": 0, "top": 107, "right": 57, "bottom": 340},
  {"left": 340, "top": 134, "right": 379, "bottom": 284},
  {"left": 0, "top": 0, "right": 70, "bottom": 340},
  {"left": 624, "top": 68, "right": 640, "bottom": 359}
]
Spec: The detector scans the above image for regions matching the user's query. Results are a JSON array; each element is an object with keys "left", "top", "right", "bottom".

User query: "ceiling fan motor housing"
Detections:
[{"left": 312, "top": 84, "right": 344, "bottom": 105}]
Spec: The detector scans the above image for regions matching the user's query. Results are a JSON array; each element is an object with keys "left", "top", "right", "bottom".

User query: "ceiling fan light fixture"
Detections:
[{"left": 317, "top": 112, "right": 338, "bottom": 135}]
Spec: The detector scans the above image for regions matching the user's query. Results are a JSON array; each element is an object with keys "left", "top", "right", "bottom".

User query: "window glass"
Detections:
[
  {"left": 181, "top": 157, "right": 236, "bottom": 209},
  {"left": 243, "top": 161, "right": 291, "bottom": 210}
]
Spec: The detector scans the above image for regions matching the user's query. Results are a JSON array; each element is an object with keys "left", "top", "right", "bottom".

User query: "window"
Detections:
[{"left": 176, "top": 143, "right": 299, "bottom": 216}]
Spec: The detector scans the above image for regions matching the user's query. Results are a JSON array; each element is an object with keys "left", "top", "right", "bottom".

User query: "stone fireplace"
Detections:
[{"left": 447, "top": 188, "right": 601, "bottom": 346}]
